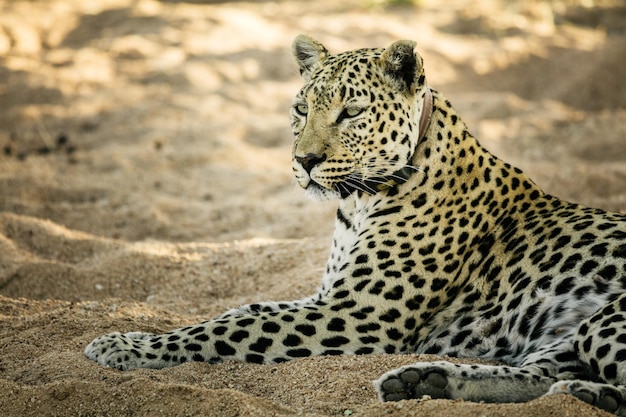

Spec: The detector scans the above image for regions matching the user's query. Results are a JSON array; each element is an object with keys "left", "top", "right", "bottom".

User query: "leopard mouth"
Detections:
[
  {"left": 309, "top": 166, "right": 418, "bottom": 199},
  {"left": 304, "top": 181, "right": 342, "bottom": 200},
  {"left": 304, "top": 176, "right": 364, "bottom": 199}
]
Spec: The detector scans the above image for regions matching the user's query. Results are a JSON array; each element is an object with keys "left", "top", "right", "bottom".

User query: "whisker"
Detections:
[
  {"left": 358, "top": 159, "right": 421, "bottom": 169},
  {"left": 356, "top": 163, "right": 424, "bottom": 179},
  {"left": 352, "top": 176, "right": 390, "bottom": 186},
  {"left": 361, "top": 162, "right": 424, "bottom": 172},
  {"left": 357, "top": 185, "right": 377, "bottom": 195},
  {"left": 341, "top": 175, "right": 378, "bottom": 196},
  {"left": 331, "top": 158, "right": 426, "bottom": 198},
  {"left": 349, "top": 178, "right": 378, "bottom": 195},
  {"left": 334, "top": 182, "right": 352, "bottom": 198},
  {"left": 386, "top": 172, "right": 417, "bottom": 182}
]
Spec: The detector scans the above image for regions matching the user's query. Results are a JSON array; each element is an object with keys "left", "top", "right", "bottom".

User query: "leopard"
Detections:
[{"left": 85, "top": 35, "right": 626, "bottom": 415}]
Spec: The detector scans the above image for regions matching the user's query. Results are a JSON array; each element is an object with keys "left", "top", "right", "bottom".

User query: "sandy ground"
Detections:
[{"left": 1, "top": 0, "right": 625, "bottom": 416}]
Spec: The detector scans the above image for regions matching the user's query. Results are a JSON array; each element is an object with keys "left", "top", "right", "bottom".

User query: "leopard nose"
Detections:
[{"left": 295, "top": 153, "right": 327, "bottom": 174}]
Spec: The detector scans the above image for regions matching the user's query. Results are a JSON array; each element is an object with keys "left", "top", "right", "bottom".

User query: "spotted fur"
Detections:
[{"left": 85, "top": 36, "right": 626, "bottom": 415}]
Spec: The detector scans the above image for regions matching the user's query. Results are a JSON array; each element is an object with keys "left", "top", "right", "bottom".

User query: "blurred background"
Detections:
[{"left": 0, "top": 0, "right": 625, "bottom": 246}]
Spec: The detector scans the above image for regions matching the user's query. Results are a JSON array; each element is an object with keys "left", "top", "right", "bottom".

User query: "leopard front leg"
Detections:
[
  {"left": 375, "top": 361, "right": 556, "bottom": 403},
  {"left": 85, "top": 301, "right": 394, "bottom": 370}
]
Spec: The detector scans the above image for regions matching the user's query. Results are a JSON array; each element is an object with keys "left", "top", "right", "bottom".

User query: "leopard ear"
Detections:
[
  {"left": 292, "top": 35, "right": 329, "bottom": 81},
  {"left": 380, "top": 40, "right": 422, "bottom": 92}
]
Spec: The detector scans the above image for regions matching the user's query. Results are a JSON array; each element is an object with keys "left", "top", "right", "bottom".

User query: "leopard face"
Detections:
[{"left": 290, "top": 36, "right": 429, "bottom": 200}]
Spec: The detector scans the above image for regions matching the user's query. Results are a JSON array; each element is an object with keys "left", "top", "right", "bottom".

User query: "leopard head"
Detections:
[{"left": 290, "top": 35, "right": 431, "bottom": 201}]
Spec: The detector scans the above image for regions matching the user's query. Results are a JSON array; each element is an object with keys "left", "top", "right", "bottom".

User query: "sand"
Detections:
[{"left": 1, "top": 0, "right": 625, "bottom": 416}]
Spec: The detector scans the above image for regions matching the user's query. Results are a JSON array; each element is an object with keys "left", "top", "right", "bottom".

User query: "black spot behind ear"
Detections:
[
  {"left": 380, "top": 40, "right": 421, "bottom": 92},
  {"left": 292, "top": 35, "right": 329, "bottom": 81}
]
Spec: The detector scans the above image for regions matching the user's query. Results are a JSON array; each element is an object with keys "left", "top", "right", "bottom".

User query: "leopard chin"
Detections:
[{"left": 303, "top": 181, "right": 341, "bottom": 201}]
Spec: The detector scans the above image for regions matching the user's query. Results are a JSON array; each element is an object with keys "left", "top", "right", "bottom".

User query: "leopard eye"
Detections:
[
  {"left": 337, "top": 107, "right": 364, "bottom": 123},
  {"left": 294, "top": 104, "right": 308, "bottom": 116},
  {"left": 345, "top": 108, "right": 362, "bottom": 117}
]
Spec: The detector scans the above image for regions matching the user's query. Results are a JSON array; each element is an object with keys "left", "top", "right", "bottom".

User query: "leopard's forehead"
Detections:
[
  {"left": 318, "top": 47, "right": 384, "bottom": 71},
  {"left": 299, "top": 47, "right": 386, "bottom": 102}
]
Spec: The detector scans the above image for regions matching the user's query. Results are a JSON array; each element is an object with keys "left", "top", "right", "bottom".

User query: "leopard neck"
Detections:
[{"left": 357, "top": 87, "right": 434, "bottom": 194}]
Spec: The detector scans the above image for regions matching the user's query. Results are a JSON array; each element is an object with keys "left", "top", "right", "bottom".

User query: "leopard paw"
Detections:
[
  {"left": 84, "top": 331, "right": 158, "bottom": 371},
  {"left": 375, "top": 365, "right": 450, "bottom": 402},
  {"left": 548, "top": 380, "right": 625, "bottom": 415}
]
